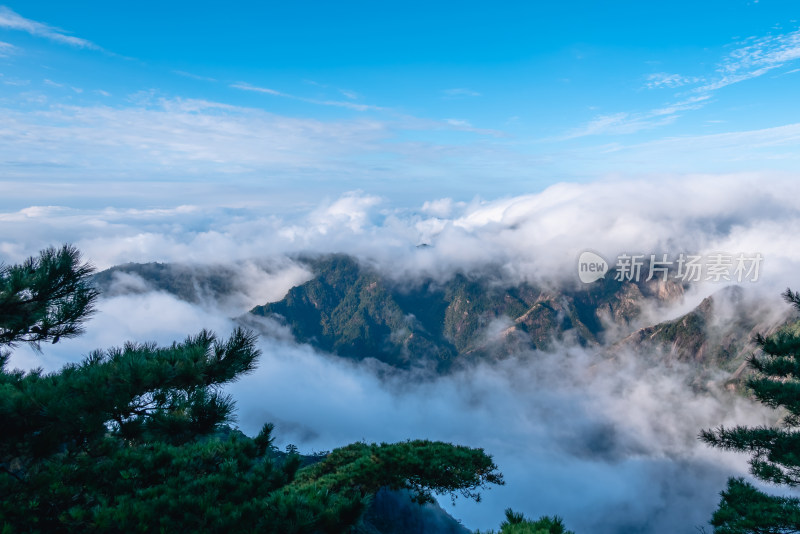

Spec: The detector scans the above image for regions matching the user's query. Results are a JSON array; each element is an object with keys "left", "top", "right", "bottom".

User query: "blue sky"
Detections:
[
  {"left": 1, "top": 1, "right": 800, "bottom": 211},
  {"left": 7, "top": 5, "right": 800, "bottom": 530}
]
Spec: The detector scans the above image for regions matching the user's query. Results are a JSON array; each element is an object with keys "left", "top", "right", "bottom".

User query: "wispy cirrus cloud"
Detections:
[
  {"left": 606, "top": 121, "right": 800, "bottom": 157},
  {"left": 0, "top": 39, "right": 16, "bottom": 56},
  {"left": 562, "top": 95, "right": 710, "bottom": 139},
  {"left": 572, "top": 121, "right": 800, "bottom": 179},
  {"left": 0, "top": 94, "right": 526, "bottom": 210},
  {"left": 443, "top": 118, "right": 505, "bottom": 137},
  {"left": 0, "top": 6, "right": 99, "bottom": 50},
  {"left": 0, "top": 97, "right": 389, "bottom": 177},
  {"left": 231, "top": 82, "right": 386, "bottom": 112},
  {"left": 43, "top": 78, "right": 83, "bottom": 93},
  {"left": 644, "top": 72, "right": 700, "bottom": 89},
  {"left": 645, "top": 29, "right": 800, "bottom": 94},
  {"left": 571, "top": 27, "right": 800, "bottom": 139},
  {"left": 303, "top": 79, "right": 360, "bottom": 100},
  {"left": 173, "top": 70, "right": 218, "bottom": 83},
  {"left": 338, "top": 89, "right": 358, "bottom": 100},
  {"left": 697, "top": 28, "right": 800, "bottom": 92}
]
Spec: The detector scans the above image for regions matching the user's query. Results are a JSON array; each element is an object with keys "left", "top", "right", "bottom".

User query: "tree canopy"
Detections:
[
  {"left": 476, "top": 508, "right": 575, "bottom": 534},
  {"left": 701, "top": 288, "right": 800, "bottom": 533},
  {"left": 0, "top": 245, "right": 503, "bottom": 533},
  {"left": 0, "top": 244, "right": 98, "bottom": 350}
]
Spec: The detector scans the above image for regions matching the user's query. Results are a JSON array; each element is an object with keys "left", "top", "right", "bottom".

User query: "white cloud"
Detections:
[
  {"left": 597, "top": 122, "right": 800, "bottom": 172},
  {"left": 0, "top": 6, "right": 99, "bottom": 49},
  {"left": 562, "top": 111, "right": 673, "bottom": 139},
  {"left": 420, "top": 198, "right": 463, "bottom": 218},
  {"left": 230, "top": 82, "right": 283, "bottom": 96},
  {"left": 642, "top": 29, "right": 800, "bottom": 97},
  {"left": 302, "top": 80, "right": 360, "bottom": 101},
  {"left": 442, "top": 117, "right": 505, "bottom": 137},
  {"left": 7, "top": 277, "right": 776, "bottom": 533},
  {"left": 307, "top": 191, "right": 383, "bottom": 234},
  {"left": 4, "top": 178, "right": 800, "bottom": 531},
  {"left": 0, "top": 39, "right": 16, "bottom": 56},
  {"left": 0, "top": 94, "right": 533, "bottom": 209},
  {"left": 225, "top": 334, "right": 771, "bottom": 533},
  {"left": 565, "top": 109, "right": 676, "bottom": 140},
  {"left": 563, "top": 96, "right": 712, "bottom": 139},
  {"left": 173, "top": 70, "right": 218, "bottom": 83},
  {"left": 0, "top": 97, "right": 391, "bottom": 178},
  {"left": 699, "top": 27, "right": 800, "bottom": 91},
  {"left": 572, "top": 27, "right": 800, "bottom": 139},
  {"left": 3, "top": 175, "right": 800, "bottom": 303},
  {"left": 231, "top": 82, "right": 387, "bottom": 112},
  {"left": 644, "top": 72, "right": 700, "bottom": 89},
  {"left": 2, "top": 77, "right": 28, "bottom": 86}
]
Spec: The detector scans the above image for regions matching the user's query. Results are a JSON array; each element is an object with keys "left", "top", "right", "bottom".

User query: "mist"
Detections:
[
  {"left": 3, "top": 175, "right": 800, "bottom": 532},
  {"left": 10, "top": 283, "right": 776, "bottom": 533}
]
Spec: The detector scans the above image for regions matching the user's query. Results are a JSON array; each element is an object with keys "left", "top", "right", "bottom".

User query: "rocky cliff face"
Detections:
[
  {"left": 95, "top": 255, "right": 790, "bottom": 380},
  {"left": 615, "top": 285, "right": 794, "bottom": 387},
  {"left": 90, "top": 256, "right": 798, "bottom": 532},
  {"left": 248, "top": 254, "right": 692, "bottom": 368}
]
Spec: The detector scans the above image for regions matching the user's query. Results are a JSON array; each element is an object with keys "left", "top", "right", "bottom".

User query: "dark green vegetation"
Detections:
[
  {"left": 476, "top": 508, "right": 575, "bottom": 534},
  {"left": 248, "top": 254, "right": 694, "bottom": 369},
  {"left": 615, "top": 286, "right": 782, "bottom": 389},
  {"left": 245, "top": 255, "right": 789, "bottom": 385},
  {"left": 0, "top": 245, "right": 98, "bottom": 348},
  {"left": 88, "top": 252, "right": 800, "bottom": 532},
  {"left": 92, "top": 260, "right": 267, "bottom": 307},
  {"left": 1, "top": 246, "right": 503, "bottom": 533},
  {"left": 701, "top": 289, "right": 800, "bottom": 533},
  {"left": 100, "top": 255, "right": 787, "bottom": 379}
]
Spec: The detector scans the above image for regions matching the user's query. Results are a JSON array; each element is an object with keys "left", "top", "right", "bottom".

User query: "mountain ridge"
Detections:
[{"left": 93, "top": 255, "right": 789, "bottom": 378}]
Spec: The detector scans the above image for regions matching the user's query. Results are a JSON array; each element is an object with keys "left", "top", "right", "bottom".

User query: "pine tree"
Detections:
[
  {"left": 475, "top": 508, "right": 575, "bottom": 534},
  {"left": 0, "top": 244, "right": 98, "bottom": 351},
  {"left": 701, "top": 288, "right": 800, "bottom": 533},
  {"left": 0, "top": 245, "right": 503, "bottom": 533}
]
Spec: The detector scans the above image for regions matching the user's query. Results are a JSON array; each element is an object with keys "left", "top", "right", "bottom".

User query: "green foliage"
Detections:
[
  {"left": 0, "top": 246, "right": 504, "bottom": 533},
  {"left": 701, "top": 288, "right": 800, "bottom": 532},
  {"left": 293, "top": 440, "right": 503, "bottom": 506},
  {"left": 252, "top": 254, "right": 459, "bottom": 367},
  {"left": 476, "top": 508, "right": 575, "bottom": 534},
  {"left": 251, "top": 254, "right": 588, "bottom": 366},
  {"left": 0, "top": 244, "right": 98, "bottom": 349},
  {"left": 709, "top": 478, "right": 800, "bottom": 534},
  {"left": 93, "top": 262, "right": 240, "bottom": 305}
]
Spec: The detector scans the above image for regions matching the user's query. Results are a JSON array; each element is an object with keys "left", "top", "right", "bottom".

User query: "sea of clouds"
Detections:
[{"left": 3, "top": 174, "right": 800, "bottom": 532}]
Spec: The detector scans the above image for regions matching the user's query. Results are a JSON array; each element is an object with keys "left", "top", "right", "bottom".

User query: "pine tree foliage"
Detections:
[
  {"left": 475, "top": 508, "right": 575, "bottom": 534},
  {"left": 701, "top": 288, "right": 800, "bottom": 533},
  {"left": 0, "top": 246, "right": 504, "bottom": 533},
  {"left": 0, "top": 245, "right": 98, "bottom": 350},
  {"left": 709, "top": 478, "right": 800, "bottom": 534}
]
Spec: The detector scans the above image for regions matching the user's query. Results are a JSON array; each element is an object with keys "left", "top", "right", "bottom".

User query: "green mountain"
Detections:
[
  {"left": 249, "top": 254, "right": 688, "bottom": 368},
  {"left": 95, "top": 254, "right": 785, "bottom": 378},
  {"left": 93, "top": 261, "right": 242, "bottom": 304},
  {"left": 616, "top": 285, "right": 793, "bottom": 387},
  {"left": 88, "top": 255, "right": 796, "bottom": 531}
]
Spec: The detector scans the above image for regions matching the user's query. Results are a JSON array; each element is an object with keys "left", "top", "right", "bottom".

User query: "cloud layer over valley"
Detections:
[{"left": 4, "top": 175, "right": 800, "bottom": 532}]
